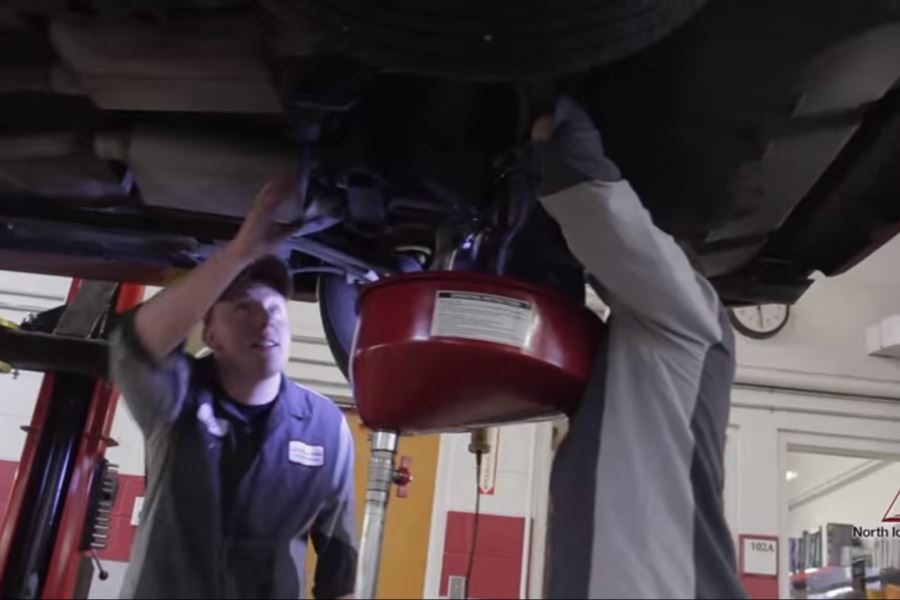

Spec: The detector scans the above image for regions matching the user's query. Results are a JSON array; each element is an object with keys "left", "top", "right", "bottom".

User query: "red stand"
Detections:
[
  {"left": 0, "top": 280, "right": 144, "bottom": 599},
  {"left": 42, "top": 283, "right": 144, "bottom": 599},
  {"left": 0, "top": 372, "right": 58, "bottom": 579}
]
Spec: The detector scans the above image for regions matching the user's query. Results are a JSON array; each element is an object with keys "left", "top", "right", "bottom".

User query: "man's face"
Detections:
[{"left": 204, "top": 283, "right": 291, "bottom": 379}]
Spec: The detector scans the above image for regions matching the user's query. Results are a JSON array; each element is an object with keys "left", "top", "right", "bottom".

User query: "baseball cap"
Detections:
[{"left": 218, "top": 255, "right": 293, "bottom": 303}]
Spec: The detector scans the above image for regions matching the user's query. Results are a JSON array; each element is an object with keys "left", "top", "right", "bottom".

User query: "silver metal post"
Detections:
[{"left": 355, "top": 430, "right": 399, "bottom": 599}]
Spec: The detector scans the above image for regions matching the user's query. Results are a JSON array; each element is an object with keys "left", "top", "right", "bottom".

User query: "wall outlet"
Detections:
[{"left": 447, "top": 575, "right": 467, "bottom": 599}]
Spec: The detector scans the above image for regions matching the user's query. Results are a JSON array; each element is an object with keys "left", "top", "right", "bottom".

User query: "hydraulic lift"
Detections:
[{"left": 0, "top": 278, "right": 143, "bottom": 599}]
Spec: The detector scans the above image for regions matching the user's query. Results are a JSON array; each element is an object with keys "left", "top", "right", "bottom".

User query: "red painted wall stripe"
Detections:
[{"left": 440, "top": 511, "right": 525, "bottom": 599}]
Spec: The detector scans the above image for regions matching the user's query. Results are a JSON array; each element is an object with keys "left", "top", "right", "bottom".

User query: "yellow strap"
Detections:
[{"left": 0, "top": 318, "right": 18, "bottom": 330}]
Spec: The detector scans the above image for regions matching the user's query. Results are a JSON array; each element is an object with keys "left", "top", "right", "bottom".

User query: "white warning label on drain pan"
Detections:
[{"left": 430, "top": 290, "right": 535, "bottom": 348}]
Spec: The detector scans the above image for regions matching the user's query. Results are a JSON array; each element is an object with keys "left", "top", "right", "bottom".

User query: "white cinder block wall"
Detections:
[
  {"left": 723, "top": 236, "right": 900, "bottom": 598},
  {"left": 0, "top": 271, "right": 73, "bottom": 461},
  {"left": 735, "top": 236, "right": 900, "bottom": 386}
]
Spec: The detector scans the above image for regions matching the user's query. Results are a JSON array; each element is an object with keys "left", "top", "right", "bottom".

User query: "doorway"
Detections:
[{"left": 780, "top": 437, "right": 900, "bottom": 599}]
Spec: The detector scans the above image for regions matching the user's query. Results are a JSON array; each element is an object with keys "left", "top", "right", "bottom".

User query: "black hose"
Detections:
[{"left": 464, "top": 451, "right": 484, "bottom": 600}]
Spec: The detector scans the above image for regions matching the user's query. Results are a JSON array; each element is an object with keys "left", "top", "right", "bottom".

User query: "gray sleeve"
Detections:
[
  {"left": 311, "top": 413, "right": 357, "bottom": 599},
  {"left": 108, "top": 307, "right": 193, "bottom": 435},
  {"left": 539, "top": 179, "right": 723, "bottom": 344}
]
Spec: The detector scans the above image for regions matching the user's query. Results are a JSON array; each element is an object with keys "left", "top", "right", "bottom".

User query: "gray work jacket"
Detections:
[
  {"left": 541, "top": 179, "right": 747, "bottom": 599},
  {"left": 108, "top": 311, "right": 356, "bottom": 599}
]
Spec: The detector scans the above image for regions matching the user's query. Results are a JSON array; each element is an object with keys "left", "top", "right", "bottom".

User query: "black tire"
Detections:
[
  {"left": 264, "top": 0, "right": 708, "bottom": 81},
  {"left": 318, "top": 272, "right": 360, "bottom": 381}
]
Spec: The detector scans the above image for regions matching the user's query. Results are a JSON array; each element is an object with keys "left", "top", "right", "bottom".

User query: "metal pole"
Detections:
[
  {"left": 0, "top": 278, "right": 92, "bottom": 600},
  {"left": 42, "top": 283, "right": 143, "bottom": 599},
  {"left": 355, "top": 430, "right": 399, "bottom": 600},
  {"left": 0, "top": 373, "right": 93, "bottom": 599}
]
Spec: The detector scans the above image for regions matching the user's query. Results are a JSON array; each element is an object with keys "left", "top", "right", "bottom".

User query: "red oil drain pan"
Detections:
[{"left": 350, "top": 271, "right": 604, "bottom": 434}]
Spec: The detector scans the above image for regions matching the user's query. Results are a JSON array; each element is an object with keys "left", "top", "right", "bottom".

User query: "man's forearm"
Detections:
[{"left": 135, "top": 242, "right": 252, "bottom": 362}]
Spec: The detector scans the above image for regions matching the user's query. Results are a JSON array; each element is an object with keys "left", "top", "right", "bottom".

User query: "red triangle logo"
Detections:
[{"left": 883, "top": 489, "right": 900, "bottom": 523}]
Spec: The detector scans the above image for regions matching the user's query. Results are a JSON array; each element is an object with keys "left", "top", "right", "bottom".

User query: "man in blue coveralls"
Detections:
[{"left": 108, "top": 178, "right": 356, "bottom": 599}]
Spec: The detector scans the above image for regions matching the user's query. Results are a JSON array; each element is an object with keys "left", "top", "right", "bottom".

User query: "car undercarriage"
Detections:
[{"left": 2, "top": 0, "right": 900, "bottom": 373}]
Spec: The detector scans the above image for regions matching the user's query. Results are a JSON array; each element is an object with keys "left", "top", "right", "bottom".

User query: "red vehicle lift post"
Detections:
[{"left": 0, "top": 279, "right": 143, "bottom": 599}]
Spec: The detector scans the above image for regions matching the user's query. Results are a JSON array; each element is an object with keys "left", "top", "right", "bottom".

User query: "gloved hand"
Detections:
[{"left": 531, "top": 96, "right": 621, "bottom": 196}]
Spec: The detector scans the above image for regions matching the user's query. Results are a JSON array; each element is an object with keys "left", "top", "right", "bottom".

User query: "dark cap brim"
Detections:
[{"left": 219, "top": 255, "right": 293, "bottom": 302}]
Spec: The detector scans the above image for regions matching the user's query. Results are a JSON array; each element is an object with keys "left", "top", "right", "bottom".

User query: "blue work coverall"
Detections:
[{"left": 108, "top": 311, "right": 356, "bottom": 599}]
